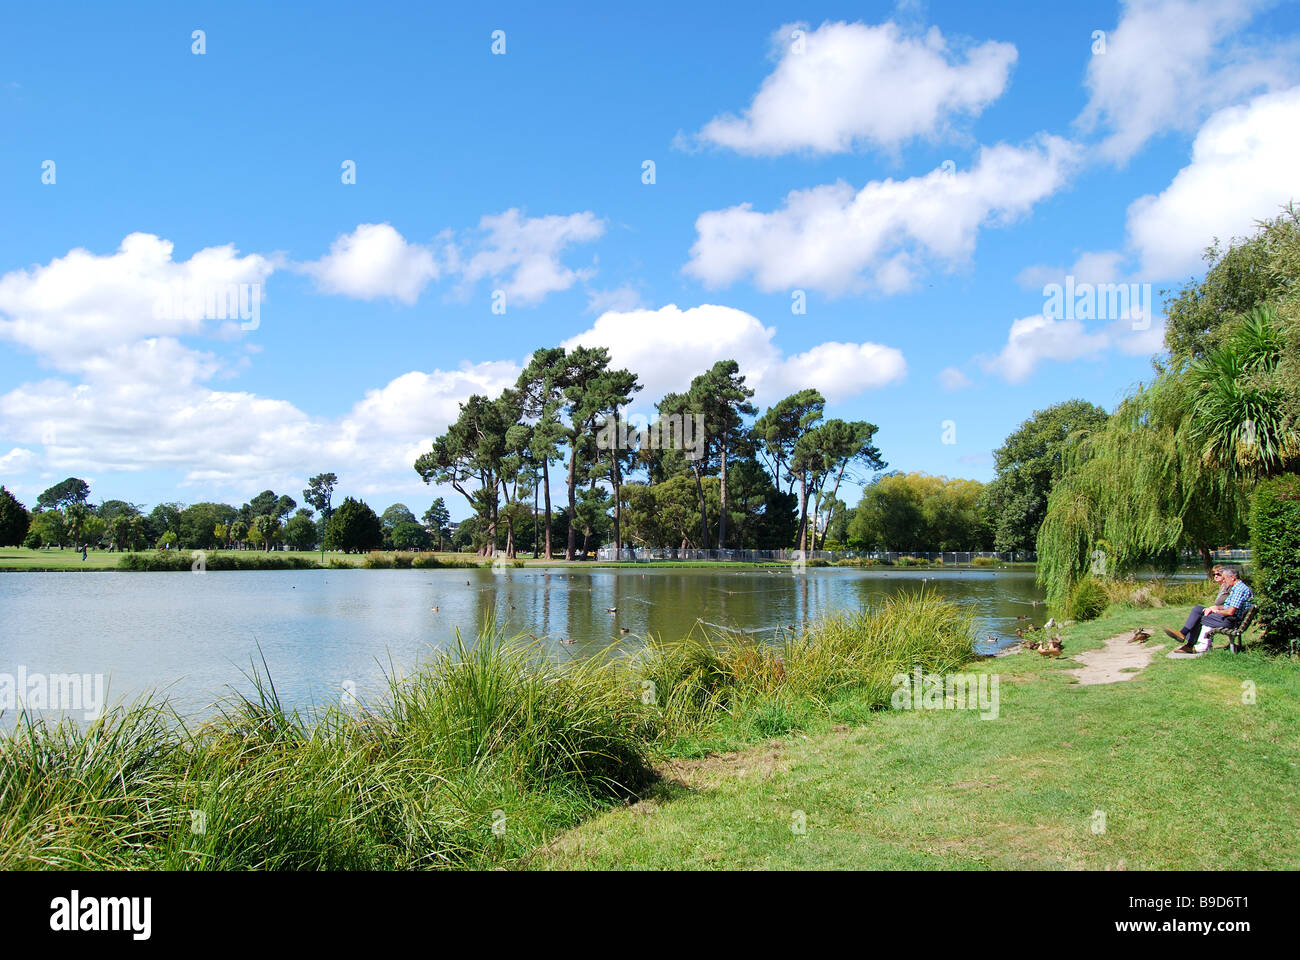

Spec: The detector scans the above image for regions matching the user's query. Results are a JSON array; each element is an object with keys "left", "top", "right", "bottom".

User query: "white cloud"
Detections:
[
  {"left": 693, "top": 20, "right": 1016, "bottom": 155},
  {"left": 0, "top": 447, "right": 39, "bottom": 474},
  {"left": 685, "top": 135, "right": 1080, "bottom": 295},
  {"left": 300, "top": 223, "right": 439, "bottom": 304},
  {"left": 1076, "top": 0, "right": 1297, "bottom": 163},
  {"left": 0, "top": 233, "right": 271, "bottom": 370},
  {"left": 585, "top": 285, "right": 644, "bottom": 315},
  {"left": 938, "top": 367, "right": 973, "bottom": 391},
  {"left": 454, "top": 209, "right": 605, "bottom": 306},
  {"left": 981, "top": 314, "right": 1110, "bottom": 383},
  {"left": 561, "top": 303, "right": 905, "bottom": 407},
  {"left": 1016, "top": 250, "right": 1125, "bottom": 290},
  {"left": 0, "top": 357, "right": 520, "bottom": 500},
  {"left": 979, "top": 312, "right": 1165, "bottom": 383},
  {"left": 1125, "top": 85, "right": 1300, "bottom": 279}
]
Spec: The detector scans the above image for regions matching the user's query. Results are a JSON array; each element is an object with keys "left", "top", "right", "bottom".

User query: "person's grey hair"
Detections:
[{"left": 1220, "top": 564, "right": 1241, "bottom": 580}]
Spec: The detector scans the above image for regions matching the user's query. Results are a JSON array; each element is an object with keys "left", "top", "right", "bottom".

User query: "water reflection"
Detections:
[{"left": 0, "top": 566, "right": 1047, "bottom": 721}]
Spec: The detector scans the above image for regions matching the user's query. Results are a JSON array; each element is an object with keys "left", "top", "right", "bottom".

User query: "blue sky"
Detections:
[{"left": 2, "top": 0, "right": 1299, "bottom": 520}]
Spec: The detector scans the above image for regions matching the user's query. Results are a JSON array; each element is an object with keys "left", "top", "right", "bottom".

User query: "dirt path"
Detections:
[{"left": 1064, "top": 629, "right": 1165, "bottom": 685}]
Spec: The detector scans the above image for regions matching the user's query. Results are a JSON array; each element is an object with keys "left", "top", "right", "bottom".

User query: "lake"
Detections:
[{"left": 0, "top": 566, "right": 1046, "bottom": 721}]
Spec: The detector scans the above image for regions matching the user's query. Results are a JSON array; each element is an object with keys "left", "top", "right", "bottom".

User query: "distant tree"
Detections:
[
  {"left": 983, "top": 400, "right": 1110, "bottom": 552},
  {"left": 180, "top": 502, "right": 236, "bottom": 550},
  {"left": 149, "top": 503, "right": 184, "bottom": 547},
  {"left": 250, "top": 514, "right": 283, "bottom": 552},
  {"left": 324, "top": 497, "right": 384, "bottom": 553},
  {"left": 380, "top": 504, "right": 417, "bottom": 531},
  {"left": 422, "top": 498, "right": 452, "bottom": 550},
  {"left": 391, "top": 520, "right": 432, "bottom": 551},
  {"left": 0, "top": 486, "right": 30, "bottom": 546},
  {"left": 36, "top": 477, "right": 90, "bottom": 511},
  {"left": 284, "top": 511, "right": 318, "bottom": 551},
  {"left": 303, "top": 472, "right": 338, "bottom": 523}
]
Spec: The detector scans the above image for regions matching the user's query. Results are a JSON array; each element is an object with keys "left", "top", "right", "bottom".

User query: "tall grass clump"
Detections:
[
  {"left": 1103, "top": 577, "right": 1215, "bottom": 609},
  {"left": 1067, "top": 576, "right": 1110, "bottom": 621},
  {"left": 1, "top": 593, "right": 974, "bottom": 869},
  {"left": 118, "top": 551, "right": 319, "bottom": 572},
  {"left": 636, "top": 590, "right": 974, "bottom": 736}
]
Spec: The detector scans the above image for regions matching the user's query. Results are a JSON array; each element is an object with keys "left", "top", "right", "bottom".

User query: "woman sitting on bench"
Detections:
[{"left": 1165, "top": 564, "right": 1253, "bottom": 654}]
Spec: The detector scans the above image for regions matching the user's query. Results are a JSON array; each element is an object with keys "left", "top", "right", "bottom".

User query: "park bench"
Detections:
[{"left": 1203, "top": 605, "right": 1257, "bottom": 653}]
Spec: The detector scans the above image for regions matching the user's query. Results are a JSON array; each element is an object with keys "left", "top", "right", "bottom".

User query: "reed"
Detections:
[{"left": 0, "top": 591, "right": 972, "bottom": 870}]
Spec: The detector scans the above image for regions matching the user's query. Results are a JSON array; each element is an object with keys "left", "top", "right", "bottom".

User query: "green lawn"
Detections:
[{"left": 528, "top": 607, "right": 1300, "bottom": 870}]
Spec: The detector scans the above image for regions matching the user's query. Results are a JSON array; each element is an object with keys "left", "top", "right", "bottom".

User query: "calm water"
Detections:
[{"left": 0, "top": 567, "right": 1046, "bottom": 721}]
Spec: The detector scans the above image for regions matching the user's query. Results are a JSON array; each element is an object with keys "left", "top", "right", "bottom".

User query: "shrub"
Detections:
[
  {"left": 362, "top": 554, "right": 394, "bottom": 569},
  {"left": 117, "top": 551, "right": 318, "bottom": 572},
  {"left": 1067, "top": 576, "right": 1109, "bottom": 621},
  {"left": 1250, "top": 475, "right": 1300, "bottom": 650},
  {"left": 971, "top": 556, "right": 998, "bottom": 568}
]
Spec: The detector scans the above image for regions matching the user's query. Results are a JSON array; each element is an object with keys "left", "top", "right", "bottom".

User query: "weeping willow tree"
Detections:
[
  {"left": 1038, "top": 212, "right": 1300, "bottom": 607},
  {"left": 1036, "top": 373, "right": 1249, "bottom": 608}
]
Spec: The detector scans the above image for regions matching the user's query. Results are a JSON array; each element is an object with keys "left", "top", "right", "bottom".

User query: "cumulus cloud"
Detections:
[
  {"left": 1076, "top": 0, "right": 1298, "bottom": 163},
  {"left": 585, "top": 285, "right": 644, "bottom": 315},
  {"left": 692, "top": 20, "right": 1016, "bottom": 155},
  {"left": 561, "top": 303, "right": 905, "bottom": 407},
  {"left": 685, "top": 135, "right": 1080, "bottom": 295},
  {"left": 1125, "top": 85, "right": 1300, "bottom": 280},
  {"left": 0, "top": 233, "right": 272, "bottom": 369},
  {"left": 453, "top": 209, "right": 605, "bottom": 306},
  {"left": 0, "top": 356, "right": 521, "bottom": 498},
  {"left": 1015, "top": 250, "right": 1125, "bottom": 291},
  {"left": 979, "top": 313, "right": 1165, "bottom": 383},
  {"left": 299, "top": 223, "right": 440, "bottom": 304},
  {"left": 938, "top": 367, "right": 973, "bottom": 391},
  {"left": 297, "top": 212, "right": 606, "bottom": 308}
]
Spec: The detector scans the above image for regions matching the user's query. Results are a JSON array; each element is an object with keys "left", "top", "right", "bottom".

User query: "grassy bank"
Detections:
[
  {"left": 531, "top": 600, "right": 1300, "bottom": 870},
  {"left": 0, "top": 592, "right": 973, "bottom": 870}
]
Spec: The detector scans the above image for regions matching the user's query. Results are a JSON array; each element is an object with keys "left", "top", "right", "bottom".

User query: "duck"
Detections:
[
  {"left": 1016, "top": 615, "right": 1029, "bottom": 621},
  {"left": 1038, "top": 635, "right": 1065, "bottom": 657},
  {"left": 559, "top": 638, "right": 576, "bottom": 645},
  {"left": 1015, "top": 627, "right": 1026, "bottom": 639},
  {"left": 619, "top": 627, "right": 630, "bottom": 634},
  {"left": 1022, "top": 638, "right": 1041, "bottom": 651},
  {"left": 605, "top": 607, "right": 617, "bottom": 613},
  {"left": 1044, "top": 617, "right": 1057, "bottom": 629},
  {"left": 1128, "top": 628, "right": 1151, "bottom": 644},
  {"left": 431, "top": 605, "right": 439, "bottom": 612}
]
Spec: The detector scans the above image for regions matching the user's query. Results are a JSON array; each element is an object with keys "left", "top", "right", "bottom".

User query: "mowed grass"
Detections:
[{"left": 530, "top": 606, "right": 1300, "bottom": 870}]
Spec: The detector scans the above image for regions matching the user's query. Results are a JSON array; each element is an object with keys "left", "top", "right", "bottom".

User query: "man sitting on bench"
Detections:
[{"left": 1165, "top": 564, "right": 1253, "bottom": 654}]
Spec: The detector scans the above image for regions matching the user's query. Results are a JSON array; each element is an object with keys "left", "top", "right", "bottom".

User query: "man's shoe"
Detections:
[
  {"left": 1164, "top": 628, "right": 1186, "bottom": 643},
  {"left": 1173, "top": 643, "right": 1194, "bottom": 654}
]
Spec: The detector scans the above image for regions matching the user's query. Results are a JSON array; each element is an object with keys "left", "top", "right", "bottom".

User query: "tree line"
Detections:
[{"left": 0, "top": 472, "right": 458, "bottom": 556}]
